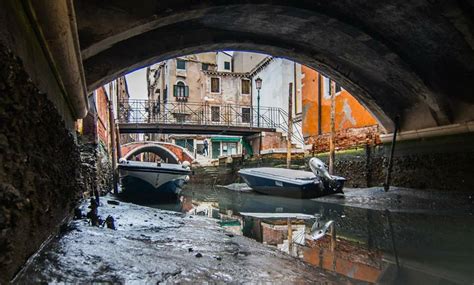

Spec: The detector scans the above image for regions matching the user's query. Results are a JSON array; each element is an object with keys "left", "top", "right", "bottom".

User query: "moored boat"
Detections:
[
  {"left": 238, "top": 158, "right": 345, "bottom": 199},
  {"left": 118, "top": 159, "right": 191, "bottom": 200}
]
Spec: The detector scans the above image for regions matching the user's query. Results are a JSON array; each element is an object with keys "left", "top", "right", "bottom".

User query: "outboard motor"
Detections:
[
  {"left": 309, "top": 157, "right": 333, "bottom": 181},
  {"left": 309, "top": 157, "right": 345, "bottom": 193}
]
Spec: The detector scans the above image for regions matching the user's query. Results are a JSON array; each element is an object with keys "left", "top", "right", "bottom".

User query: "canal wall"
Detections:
[
  {"left": 0, "top": 46, "right": 86, "bottom": 283},
  {"left": 194, "top": 132, "right": 474, "bottom": 192}
]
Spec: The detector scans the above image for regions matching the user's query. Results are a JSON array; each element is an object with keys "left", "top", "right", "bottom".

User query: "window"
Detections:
[
  {"left": 211, "top": 77, "right": 220, "bottom": 93},
  {"left": 202, "top": 63, "right": 209, "bottom": 71},
  {"left": 242, "top": 108, "right": 250, "bottom": 123},
  {"left": 211, "top": 106, "right": 220, "bottom": 122},
  {"left": 177, "top": 59, "right": 186, "bottom": 70},
  {"left": 173, "top": 81, "right": 189, "bottom": 100},
  {"left": 224, "top": 61, "right": 231, "bottom": 70},
  {"left": 323, "top": 77, "right": 331, "bottom": 99},
  {"left": 222, "top": 142, "right": 238, "bottom": 155},
  {"left": 241, "top": 79, "right": 251, "bottom": 95}
]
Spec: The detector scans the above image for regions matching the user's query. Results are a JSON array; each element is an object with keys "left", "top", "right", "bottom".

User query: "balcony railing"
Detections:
[{"left": 118, "top": 99, "right": 304, "bottom": 144}]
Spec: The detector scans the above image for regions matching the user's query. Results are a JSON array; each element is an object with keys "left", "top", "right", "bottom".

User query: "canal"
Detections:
[{"left": 143, "top": 184, "right": 474, "bottom": 284}]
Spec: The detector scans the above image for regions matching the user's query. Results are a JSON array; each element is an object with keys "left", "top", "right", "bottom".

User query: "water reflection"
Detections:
[{"left": 137, "top": 184, "right": 474, "bottom": 284}]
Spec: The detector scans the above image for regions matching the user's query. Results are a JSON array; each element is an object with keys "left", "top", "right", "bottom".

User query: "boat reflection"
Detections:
[{"left": 139, "top": 184, "right": 474, "bottom": 284}]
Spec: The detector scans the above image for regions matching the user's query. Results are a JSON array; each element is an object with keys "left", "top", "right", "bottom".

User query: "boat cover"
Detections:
[{"left": 240, "top": 167, "right": 316, "bottom": 180}]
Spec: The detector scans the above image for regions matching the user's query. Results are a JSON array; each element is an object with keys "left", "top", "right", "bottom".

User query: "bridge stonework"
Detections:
[{"left": 121, "top": 142, "right": 194, "bottom": 163}]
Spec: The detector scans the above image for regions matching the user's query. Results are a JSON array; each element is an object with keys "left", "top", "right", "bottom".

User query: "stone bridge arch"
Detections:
[
  {"left": 121, "top": 141, "right": 194, "bottom": 163},
  {"left": 75, "top": 0, "right": 474, "bottom": 133}
]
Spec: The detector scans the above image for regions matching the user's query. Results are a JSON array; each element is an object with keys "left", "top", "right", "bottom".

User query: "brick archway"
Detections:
[{"left": 121, "top": 141, "right": 194, "bottom": 163}]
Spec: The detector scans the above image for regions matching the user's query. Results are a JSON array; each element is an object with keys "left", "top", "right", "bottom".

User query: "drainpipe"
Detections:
[
  {"left": 26, "top": 0, "right": 89, "bottom": 118},
  {"left": 108, "top": 84, "right": 118, "bottom": 194}
]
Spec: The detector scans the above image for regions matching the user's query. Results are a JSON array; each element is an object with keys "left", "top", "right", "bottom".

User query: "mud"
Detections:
[{"left": 14, "top": 197, "right": 364, "bottom": 284}]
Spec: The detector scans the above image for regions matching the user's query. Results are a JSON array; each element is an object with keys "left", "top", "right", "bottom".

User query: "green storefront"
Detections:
[{"left": 210, "top": 136, "right": 241, "bottom": 159}]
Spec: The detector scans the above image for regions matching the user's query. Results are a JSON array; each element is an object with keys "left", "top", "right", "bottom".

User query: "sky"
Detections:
[{"left": 125, "top": 68, "right": 147, "bottom": 100}]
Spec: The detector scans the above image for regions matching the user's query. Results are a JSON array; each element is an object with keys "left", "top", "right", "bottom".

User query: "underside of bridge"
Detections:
[
  {"left": 123, "top": 145, "right": 179, "bottom": 164},
  {"left": 75, "top": 0, "right": 474, "bottom": 133},
  {"left": 1, "top": 0, "right": 474, "bottom": 283}
]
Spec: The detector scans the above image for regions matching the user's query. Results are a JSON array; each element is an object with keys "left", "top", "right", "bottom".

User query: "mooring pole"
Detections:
[
  {"left": 329, "top": 80, "right": 336, "bottom": 174},
  {"left": 115, "top": 120, "right": 122, "bottom": 159},
  {"left": 384, "top": 115, "right": 400, "bottom": 192},
  {"left": 286, "top": 83, "right": 293, "bottom": 169}
]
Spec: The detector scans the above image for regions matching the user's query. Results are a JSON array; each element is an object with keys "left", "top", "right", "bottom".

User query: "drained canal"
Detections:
[
  {"left": 14, "top": 184, "right": 474, "bottom": 284},
  {"left": 143, "top": 184, "right": 474, "bottom": 284}
]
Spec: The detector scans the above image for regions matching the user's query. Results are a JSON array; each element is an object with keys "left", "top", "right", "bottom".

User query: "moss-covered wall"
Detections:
[{"left": 0, "top": 46, "right": 83, "bottom": 283}]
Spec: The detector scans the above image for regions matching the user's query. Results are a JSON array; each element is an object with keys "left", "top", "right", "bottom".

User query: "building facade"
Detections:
[
  {"left": 146, "top": 52, "right": 254, "bottom": 159},
  {"left": 301, "top": 66, "right": 380, "bottom": 152},
  {"left": 244, "top": 55, "right": 305, "bottom": 153}
]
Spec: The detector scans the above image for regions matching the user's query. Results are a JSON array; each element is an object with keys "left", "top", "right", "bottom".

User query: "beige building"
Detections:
[{"left": 146, "top": 52, "right": 256, "bottom": 159}]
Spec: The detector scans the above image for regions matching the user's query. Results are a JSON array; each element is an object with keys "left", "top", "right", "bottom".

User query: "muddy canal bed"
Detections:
[{"left": 13, "top": 197, "right": 360, "bottom": 284}]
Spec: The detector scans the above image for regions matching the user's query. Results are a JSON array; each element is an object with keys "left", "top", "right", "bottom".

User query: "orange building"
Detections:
[{"left": 301, "top": 66, "right": 380, "bottom": 152}]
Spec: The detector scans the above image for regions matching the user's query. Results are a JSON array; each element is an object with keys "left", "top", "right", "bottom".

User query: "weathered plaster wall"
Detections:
[
  {"left": 301, "top": 66, "right": 379, "bottom": 139},
  {"left": 0, "top": 47, "right": 83, "bottom": 283}
]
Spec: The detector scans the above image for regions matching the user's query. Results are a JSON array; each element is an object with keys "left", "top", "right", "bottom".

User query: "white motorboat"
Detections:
[{"left": 118, "top": 159, "right": 191, "bottom": 199}]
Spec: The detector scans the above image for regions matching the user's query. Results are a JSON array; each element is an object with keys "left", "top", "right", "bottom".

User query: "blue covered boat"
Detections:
[{"left": 238, "top": 158, "right": 345, "bottom": 199}]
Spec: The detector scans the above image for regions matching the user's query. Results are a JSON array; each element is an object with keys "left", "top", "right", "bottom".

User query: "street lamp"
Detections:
[{"left": 255, "top": 77, "right": 262, "bottom": 127}]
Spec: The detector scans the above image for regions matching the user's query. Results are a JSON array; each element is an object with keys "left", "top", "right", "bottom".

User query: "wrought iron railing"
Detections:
[{"left": 118, "top": 99, "right": 305, "bottom": 144}]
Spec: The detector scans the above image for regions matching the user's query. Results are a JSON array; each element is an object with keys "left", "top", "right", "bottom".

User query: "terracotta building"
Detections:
[{"left": 301, "top": 66, "right": 381, "bottom": 152}]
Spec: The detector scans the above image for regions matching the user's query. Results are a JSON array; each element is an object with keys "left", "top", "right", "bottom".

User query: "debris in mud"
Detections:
[
  {"left": 13, "top": 196, "right": 361, "bottom": 284},
  {"left": 73, "top": 208, "right": 83, "bottom": 220},
  {"left": 105, "top": 215, "right": 116, "bottom": 230},
  {"left": 86, "top": 198, "right": 99, "bottom": 226}
]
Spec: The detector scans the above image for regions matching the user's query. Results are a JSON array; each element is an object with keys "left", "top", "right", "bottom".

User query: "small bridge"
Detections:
[
  {"left": 118, "top": 100, "right": 296, "bottom": 137},
  {"left": 121, "top": 141, "right": 195, "bottom": 163}
]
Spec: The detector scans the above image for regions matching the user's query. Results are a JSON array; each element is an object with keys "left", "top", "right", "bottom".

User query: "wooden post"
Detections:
[
  {"left": 329, "top": 80, "right": 336, "bottom": 174},
  {"left": 317, "top": 74, "right": 322, "bottom": 135},
  {"left": 384, "top": 116, "right": 400, "bottom": 192},
  {"left": 286, "top": 83, "right": 293, "bottom": 169},
  {"left": 108, "top": 83, "right": 118, "bottom": 194},
  {"left": 330, "top": 222, "right": 336, "bottom": 252},
  {"left": 115, "top": 120, "right": 122, "bottom": 159},
  {"left": 287, "top": 217, "right": 293, "bottom": 255}
]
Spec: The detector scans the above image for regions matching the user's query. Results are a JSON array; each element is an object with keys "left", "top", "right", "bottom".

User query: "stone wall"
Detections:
[
  {"left": 305, "top": 125, "right": 381, "bottom": 153},
  {"left": 0, "top": 46, "right": 84, "bottom": 282},
  {"left": 241, "top": 133, "right": 474, "bottom": 191},
  {"left": 314, "top": 132, "right": 474, "bottom": 191},
  {"left": 77, "top": 138, "right": 113, "bottom": 198}
]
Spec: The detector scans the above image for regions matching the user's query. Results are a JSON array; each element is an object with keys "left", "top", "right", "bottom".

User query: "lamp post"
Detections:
[{"left": 255, "top": 77, "right": 262, "bottom": 127}]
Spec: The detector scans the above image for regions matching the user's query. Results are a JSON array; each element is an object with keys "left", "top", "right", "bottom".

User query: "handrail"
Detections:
[{"left": 118, "top": 99, "right": 305, "bottom": 144}]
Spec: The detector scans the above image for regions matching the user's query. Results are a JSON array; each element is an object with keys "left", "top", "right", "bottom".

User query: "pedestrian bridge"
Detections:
[{"left": 118, "top": 99, "right": 302, "bottom": 141}]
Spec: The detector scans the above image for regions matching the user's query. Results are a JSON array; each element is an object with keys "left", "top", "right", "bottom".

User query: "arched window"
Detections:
[{"left": 173, "top": 81, "right": 189, "bottom": 100}]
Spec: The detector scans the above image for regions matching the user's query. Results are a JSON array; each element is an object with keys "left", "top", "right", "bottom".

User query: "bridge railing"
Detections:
[{"left": 118, "top": 99, "right": 284, "bottom": 130}]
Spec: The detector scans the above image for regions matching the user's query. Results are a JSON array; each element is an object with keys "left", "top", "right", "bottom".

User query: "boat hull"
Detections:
[
  {"left": 238, "top": 168, "right": 344, "bottom": 199},
  {"left": 118, "top": 161, "right": 190, "bottom": 201}
]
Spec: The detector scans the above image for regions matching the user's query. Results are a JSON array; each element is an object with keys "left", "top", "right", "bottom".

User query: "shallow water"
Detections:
[{"left": 141, "top": 184, "right": 474, "bottom": 284}]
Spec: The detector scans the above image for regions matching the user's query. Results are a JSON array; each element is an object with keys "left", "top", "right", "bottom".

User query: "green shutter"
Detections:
[
  {"left": 185, "top": 86, "right": 189, "bottom": 97},
  {"left": 173, "top": 85, "right": 177, "bottom": 97}
]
